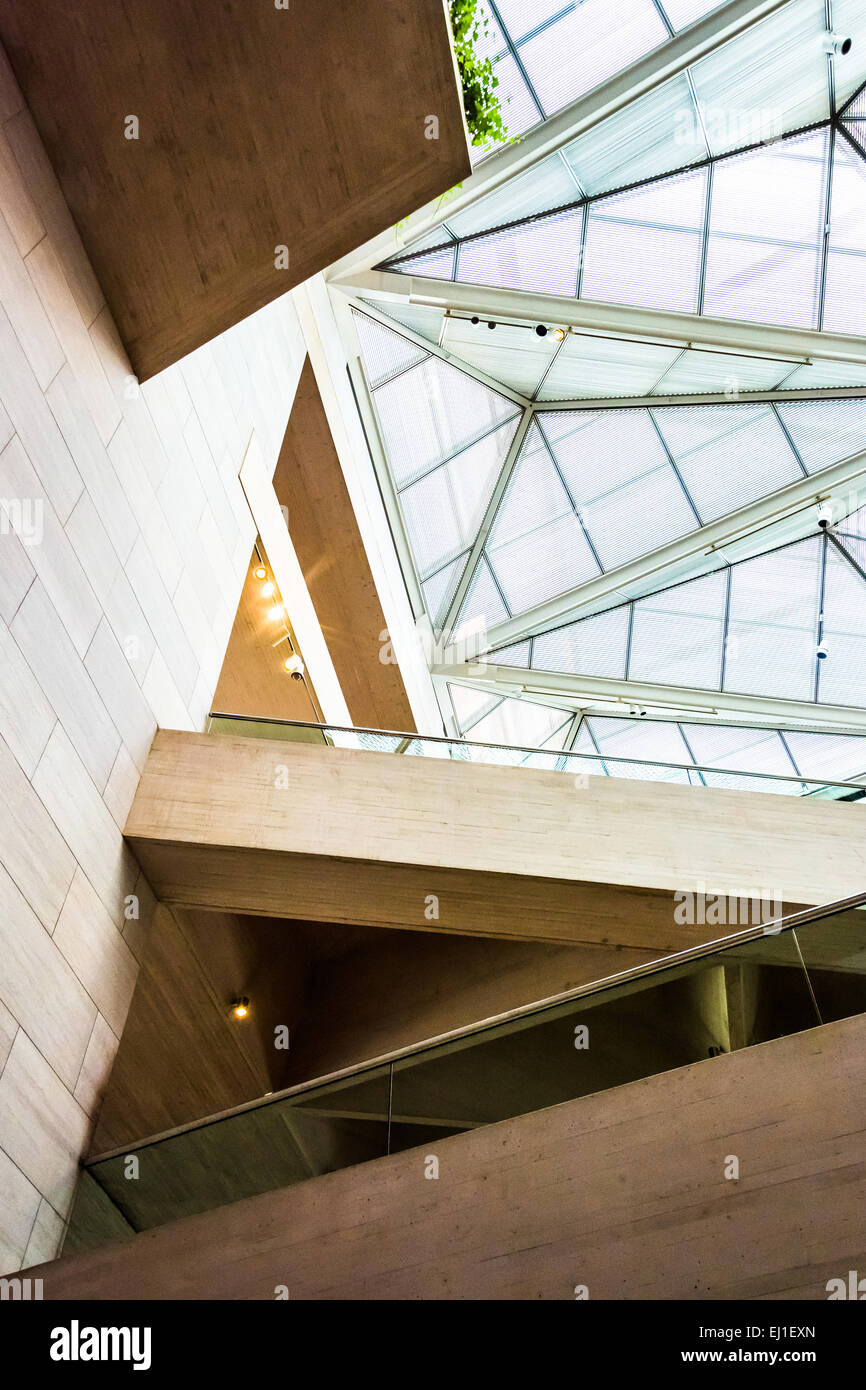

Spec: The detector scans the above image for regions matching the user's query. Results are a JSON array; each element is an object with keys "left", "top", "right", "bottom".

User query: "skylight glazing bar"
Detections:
[
  {"left": 817, "top": 124, "right": 837, "bottom": 330},
  {"left": 696, "top": 158, "right": 714, "bottom": 314},
  {"left": 676, "top": 722, "right": 708, "bottom": 784},
  {"left": 718, "top": 565, "right": 733, "bottom": 688},
  {"left": 828, "top": 528, "right": 866, "bottom": 585},
  {"left": 769, "top": 403, "right": 810, "bottom": 476},
  {"left": 486, "top": 0, "right": 547, "bottom": 121},
  {"left": 535, "top": 415, "right": 606, "bottom": 570},
  {"left": 646, "top": 409, "right": 705, "bottom": 525},
  {"left": 815, "top": 529, "right": 829, "bottom": 702},
  {"left": 778, "top": 728, "right": 805, "bottom": 778}
]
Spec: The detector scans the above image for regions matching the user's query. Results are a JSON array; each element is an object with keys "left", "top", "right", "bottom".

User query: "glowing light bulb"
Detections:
[
  {"left": 261, "top": 580, "right": 276, "bottom": 597},
  {"left": 230, "top": 997, "right": 250, "bottom": 1020}
]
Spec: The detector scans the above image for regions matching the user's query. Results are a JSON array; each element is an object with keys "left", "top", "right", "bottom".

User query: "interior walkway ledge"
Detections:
[
  {"left": 123, "top": 730, "right": 866, "bottom": 953},
  {"left": 0, "top": 0, "right": 470, "bottom": 379},
  {"left": 25, "top": 1013, "right": 866, "bottom": 1300}
]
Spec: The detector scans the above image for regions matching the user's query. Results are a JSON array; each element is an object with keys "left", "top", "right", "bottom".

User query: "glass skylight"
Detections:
[{"left": 487, "top": 521, "right": 866, "bottom": 710}]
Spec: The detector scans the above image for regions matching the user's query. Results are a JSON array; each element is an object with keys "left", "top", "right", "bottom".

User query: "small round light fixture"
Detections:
[
  {"left": 553, "top": 327, "right": 567, "bottom": 343},
  {"left": 823, "top": 32, "right": 852, "bottom": 56},
  {"left": 283, "top": 653, "right": 305, "bottom": 680},
  {"left": 261, "top": 580, "right": 276, "bottom": 598},
  {"left": 230, "top": 996, "right": 250, "bottom": 1020},
  {"left": 253, "top": 565, "right": 267, "bottom": 581},
  {"left": 535, "top": 324, "right": 548, "bottom": 337},
  {"left": 487, "top": 320, "right": 496, "bottom": 330},
  {"left": 471, "top": 315, "right": 480, "bottom": 325}
]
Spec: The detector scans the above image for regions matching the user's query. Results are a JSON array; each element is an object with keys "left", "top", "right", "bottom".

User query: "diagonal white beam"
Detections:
[
  {"left": 440, "top": 408, "right": 534, "bottom": 634},
  {"left": 327, "top": 0, "right": 792, "bottom": 286},
  {"left": 443, "top": 447, "right": 866, "bottom": 653},
  {"left": 345, "top": 274, "right": 866, "bottom": 368},
  {"left": 537, "top": 385, "right": 866, "bottom": 410},
  {"left": 433, "top": 663, "right": 866, "bottom": 734}
]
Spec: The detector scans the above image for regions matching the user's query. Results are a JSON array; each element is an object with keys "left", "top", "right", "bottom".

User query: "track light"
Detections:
[
  {"left": 817, "top": 642, "right": 829, "bottom": 661},
  {"left": 230, "top": 997, "right": 250, "bottom": 1020},
  {"left": 553, "top": 327, "right": 567, "bottom": 343},
  {"left": 817, "top": 501, "right": 834, "bottom": 530},
  {"left": 823, "top": 32, "right": 852, "bottom": 55},
  {"left": 535, "top": 324, "right": 548, "bottom": 337},
  {"left": 283, "top": 652, "right": 305, "bottom": 680},
  {"left": 253, "top": 564, "right": 267, "bottom": 580}
]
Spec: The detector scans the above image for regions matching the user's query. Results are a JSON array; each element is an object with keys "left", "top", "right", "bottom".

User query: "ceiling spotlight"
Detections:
[
  {"left": 253, "top": 564, "right": 267, "bottom": 580},
  {"left": 629, "top": 705, "right": 648, "bottom": 718},
  {"left": 471, "top": 315, "right": 480, "bottom": 325},
  {"left": 230, "top": 996, "right": 250, "bottom": 1020},
  {"left": 817, "top": 642, "right": 829, "bottom": 660},
  {"left": 553, "top": 327, "right": 567, "bottom": 343},
  {"left": 535, "top": 324, "right": 548, "bottom": 337},
  {"left": 823, "top": 32, "right": 852, "bottom": 55},
  {"left": 261, "top": 580, "right": 276, "bottom": 597},
  {"left": 487, "top": 321, "right": 496, "bottom": 330},
  {"left": 283, "top": 652, "right": 305, "bottom": 680},
  {"left": 817, "top": 501, "right": 834, "bottom": 529}
]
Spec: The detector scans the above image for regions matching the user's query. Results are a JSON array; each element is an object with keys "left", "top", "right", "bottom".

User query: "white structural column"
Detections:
[{"left": 292, "top": 276, "right": 444, "bottom": 735}]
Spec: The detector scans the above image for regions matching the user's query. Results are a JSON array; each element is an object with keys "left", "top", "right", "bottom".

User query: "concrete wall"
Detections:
[
  {"left": 0, "top": 48, "right": 306, "bottom": 1273},
  {"left": 27, "top": 1013, "right": 866, "bottom": 1299}
]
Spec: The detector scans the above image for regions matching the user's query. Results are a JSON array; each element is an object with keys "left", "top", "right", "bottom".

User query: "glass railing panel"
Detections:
[
  {"left": 792, "top": 905, "right": 866, "bottom": 1026},
  {"left": 64, "top": 896, "right": 863, "bottom": 1254},
  {"left": 206, "top": 714, "right": 866, "bottom": 800}
]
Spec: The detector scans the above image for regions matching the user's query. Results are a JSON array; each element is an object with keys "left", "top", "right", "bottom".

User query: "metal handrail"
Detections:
[
  {"left": 87, "top": 889, "right": 866, "bottom": 1165},
  {"left": 207, "top": 713, "right": 866, "bottom": 793}
]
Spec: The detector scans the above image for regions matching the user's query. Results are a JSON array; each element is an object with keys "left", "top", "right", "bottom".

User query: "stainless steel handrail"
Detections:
[
  {"left": 207, "top": 713, "right": 866, "bottom": 792},
  {"left": 87, "top": 889, "right": 866, "bottom": 1165}
]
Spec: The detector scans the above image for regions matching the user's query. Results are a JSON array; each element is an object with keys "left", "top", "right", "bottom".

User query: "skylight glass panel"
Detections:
[
  {"left": 562, "top": 73, "right": 701, "bottom": 195},
  {"left": 514, "top": 0, "right": 670, "bottom": 118},
  {"left": 363, "top": 299, "right": 445, "bottom": 346},
  {"left": 723, "top": 538, "right": 822, "bottom": 700},
  {"left": 441, "top": 318, "right": 554, "bottom": 397},
  {"left": 422, "top": 555, "right": 464, "bottom": 626},
  {"left": 822, "top": 134, "right": 866, "bottom": 336},
  {"left": 629, "top": 571, "right": 727, "bottom": 687},
  {"left": 486, "top": 423, "right": 601, "bottom": 611},
  {"left": 532, "top": 606, "right": 630, "bottom": 678},
  {"left": 468, "top": 694, "right": 572, "bottom": 750},
  {"left": 651, "top": 349, "right": 791, "bottom": 396},
  {"left": 681, "top": 722, "right": 798, "bottom": 792},
  {"left": 830, "top": 0, "right": 866, "bottom": 108},
  {"left": 782, "top": 728, "right": 866, "bottom": 781},
  {"left": 780, "top": 360, "right": 866, "bottom": 391},
  {"left": 455, "top": 206, "right": 585, "bottom": 296},
  {"left": 651, "top": 404, "right": 803, "bottom": 521},
  {"left": 489, "top": 639, "right": 531, "bottom": 667},
  {"left": 701, "top": 128, "right": 829, "bottom": 329},
  {"left": 456, "top": 555, "right": 510, "bottom": 631},
  {"left": 448, "top": 681, "right": 503, "bottom": 732},
  {"left": 540, "top": 409, "right": 699, "bottom": 568},
  {"left": 446, "top": 153, "right": 581, "bottom": 240},
  {"left": 581, "top": 168, "right": 707, "bottom": 313},
  {"left": 689, "top": 0, "right": 830, "bottom": 156},
  {"left": 776, "top": 398, "right": 866, "bottom": 473},
  {"left": 367, "top": 344, "right": 519, "bottom": 489},
  {"left": 398, "top": 417, "right": 519, "bottom": 580},
  {"left": 352, "top": 311, "right": 429, "bottom": 388},
  {"left": 659, "top": 0, "right": 725, "bottom": 28},
  {"left": 818, "top": 543, "right": 866, "bottom": 707},
  {"left": 388, "top": 245, "right": 455, "bottom": 280},
  {"left": 537, "top": 335, "right": 681, "bottom": 401},
  {"left": 586, "top": 715, "right": 695, "bottom": 777}
]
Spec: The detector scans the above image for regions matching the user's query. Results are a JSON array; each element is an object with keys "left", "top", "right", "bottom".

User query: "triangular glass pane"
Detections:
[
  {"left": 455, "top": 207, "right": 584, "bottom": 297},
  {"left": 724, "top": 537, "right": 822, "bottom": 700},
  {"left": 485, "top": 422, "right": 601, "bottom": 612},
  {"left": 532, "top": 606, "right": 630, "bottom": 678},
  {"left": 776, "top": 398, "right": 866, "bottom": 473},
  {"left": 538, "top": 334, "right": 681, "bottom": 401},
  {"left": 629, "top": 571, "right": 727, "bottom": 687},
  {"left": 398, "top": 417, "right": 520, "bottom": 580},
  {"left": 422, "top": 555, "right": 464, "bottom": 627},
  {"left": 682, "top": 723, "right": 797, "bottom": 794},
  {"left": 352, "top": 309, "right": 428, "bottom": 388},
  {"left": 583, "top": 716, "right": 694, "bottom": 784},
  {"left": 386, "top": 245, "right": 455, "bottom": 280},
  {"left": 818, "top": 543, "right": 866, "bottom": 707},
  {"left": 563, "top": 74, "right": 702, "bottom": 195},
  {"left": 782, "top": 728, "right": 866, "bottom": 781},
  {"left": 702, "top": 128, "right": 829, "bottom": 329},
  {"left": 581, "top": 168, "right": 707, "bottom": 314},
  {"left": 371, "top": 344, "right": 520, "bottom": 489},
  {"left": 446, "top": 152, "right": 581, "bottom": 239},
  {"left": 690, "top": 0, "right": 831, "bottom": 156},
  {"left": 489, "top": 639, "right": 531, "bottom": 668},
  {"left": 541, "top": 409, "right": 699, "bottom": 569},
  {"left": 448, "top": 682, "right": 502, "bottom": 733},
  {"left": 361, "top": 299, "right": 444, "bottom": 346},
  {"left": 441, "top": 317, "right": 555, "bottom": 397},
  {"left": 455, "top": 556, "right": 510, "bottom": 633},
  {"left": 651, "top": 404, "right": 801, "bottom": 521},
  {"left": 652, "top": 349, "right": 790, "bottom": 395},
  {"left": 469, "top": 695, "right": 572, "bottom": 752}
]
